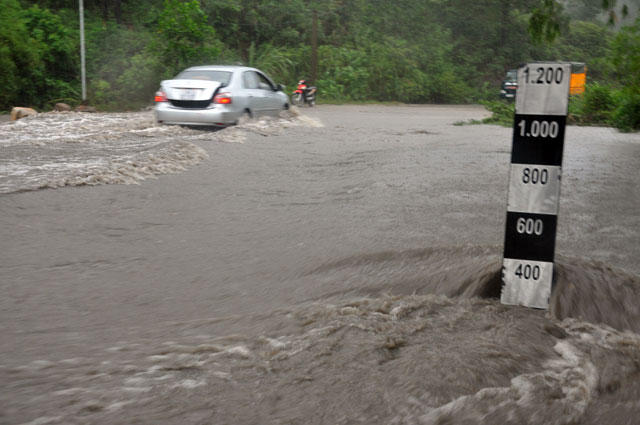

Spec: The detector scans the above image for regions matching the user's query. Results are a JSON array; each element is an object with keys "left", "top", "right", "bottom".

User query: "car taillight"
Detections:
[
  {"left": 154, "top": 91, "right": 168, "bottom": 102},
  {"left": 213, "top": 93, "right": 232, "bottom": 104}
]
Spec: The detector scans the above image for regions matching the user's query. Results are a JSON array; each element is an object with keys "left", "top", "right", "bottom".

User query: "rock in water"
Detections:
[
  {"left": 10, "top": 107, "right": 37, "bottom": 121},
  {"left": 54, "top": 103, "right": 71, "bottom": 112}
]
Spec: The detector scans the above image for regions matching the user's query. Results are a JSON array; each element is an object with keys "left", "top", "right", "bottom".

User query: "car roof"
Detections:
[{"left": 182, "top": 65, "right": 257, "bottom": 73}]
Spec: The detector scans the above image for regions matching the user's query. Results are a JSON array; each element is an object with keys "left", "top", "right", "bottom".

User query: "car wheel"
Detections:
[{"left": 236, "top": 109, "right": 252, "bottom": 125}]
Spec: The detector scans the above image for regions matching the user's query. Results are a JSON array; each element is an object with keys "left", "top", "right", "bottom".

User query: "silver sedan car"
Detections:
[{"left": 154, "top": 65, "right": 289, "bottom": 127}]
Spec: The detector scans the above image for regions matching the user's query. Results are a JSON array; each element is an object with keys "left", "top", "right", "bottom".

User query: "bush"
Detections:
[
  {"left": 152, "top": 0, "right": 222, "bottom": 75},
  {"left": 568, "top": 84, "right": 640, "bottom": 132},
  {"left": 581, "top": 83, "right": 616, "bottom": 124},
  {"left": 317, "top": 46, "right": 370, "bottom": 101},
  {"left": 0, "top": 0, "right": 37, "bottom": 109},
  {"left": 611, "top": 89, "right": 640, "bottom": 132},
  {"left": 609, "top": 19, "right": 640, "bottom": 89},
  {"left": 81, "top": 21, "right": 160, "bottom": 108},
  {"left": 0, "top": 1, "right": 78, "bottom": 110},
  {"left": 480, "top": 100, "right": 514, "bottom": 126}
]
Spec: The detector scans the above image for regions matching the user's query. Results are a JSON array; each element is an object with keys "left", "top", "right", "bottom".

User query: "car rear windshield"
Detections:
[{"left": 174, "top": 70, "right": 232, "bottom": 84}]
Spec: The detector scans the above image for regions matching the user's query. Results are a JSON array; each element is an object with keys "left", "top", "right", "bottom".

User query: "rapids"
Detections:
[{"left": 1, "top": 105, "right": 639, "bottom": 424}]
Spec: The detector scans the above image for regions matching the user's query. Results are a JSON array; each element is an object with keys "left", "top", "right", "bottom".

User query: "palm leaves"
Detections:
[{"left": 248, "top": 42, "right": 294, "bottom": 83}]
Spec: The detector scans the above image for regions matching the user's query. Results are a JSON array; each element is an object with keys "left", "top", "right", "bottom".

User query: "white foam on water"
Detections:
[
  {"left": 0, "top": 110, "right": 323, "bottom": 193},
  {"left": 19, "top": 417, "right": 63, "bottom": 425},
  {"left": 124, "top": 377, "right": 148, "bottom": 386},
  {"left": 52, "top": 387, "right": 90, "bottom": 397},
  {"left": 409, "top": 319, "right": 637, "bottom": 425},
  {"left": 172, "top": 379, "right": 206, "bottom": 389},
  {"left": 0, "top": 111, "right": 208, "bottom": 193},
  {"left": 105, "top": 400, "right": 134, "bottom": 412},
  {"left": 3, "top": 295, "right": 639, "bottom": 424},
  {"left": 227, "top": 345, "right": 252, "bottom": 358},
  {"left": 28, "top": 360, "right": 55, "bottom": 370},
  {"left": 122, "top": 386, "right": 152, "bottom": 393}
]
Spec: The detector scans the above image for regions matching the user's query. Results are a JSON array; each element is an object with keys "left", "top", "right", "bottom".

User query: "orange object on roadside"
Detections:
[{"left": 570, "top": 63, "right": 587, "bottom": 95}]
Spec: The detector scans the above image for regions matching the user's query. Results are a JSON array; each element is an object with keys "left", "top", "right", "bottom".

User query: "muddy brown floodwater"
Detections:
[{"left": 1, "top": 105, "right": 639, "bottom": 425}]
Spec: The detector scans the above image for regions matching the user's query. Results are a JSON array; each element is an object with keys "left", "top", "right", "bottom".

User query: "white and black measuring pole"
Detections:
[{"left": 501, "top": 62, "right": 571, "bottom": 309}]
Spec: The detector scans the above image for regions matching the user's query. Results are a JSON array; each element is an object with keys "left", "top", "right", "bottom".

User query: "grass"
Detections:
[{"left": 453, "top": 100, "right": 514, "bottom": 127}]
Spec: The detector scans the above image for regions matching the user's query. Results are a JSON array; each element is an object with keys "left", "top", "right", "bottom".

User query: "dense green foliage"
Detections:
[
  {"left": 570, "top": 84, "right": 640, "bottom": 132},
  {"left": 474, "top": 84, "right": 640, "bottom": 132},
  {"left": 0, "top": 0, "right": 78, "bottom": 108},
  {"left": 1, "top": 0, "right": 639, "bottom": 130}
]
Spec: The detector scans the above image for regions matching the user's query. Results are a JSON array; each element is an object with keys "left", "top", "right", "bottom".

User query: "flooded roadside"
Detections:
[
  {"left": 0, "top": 110, "right": 321, "bottom": 193},
  {"left": 1, "top": 105, "right": 639, "bottom": 424}
]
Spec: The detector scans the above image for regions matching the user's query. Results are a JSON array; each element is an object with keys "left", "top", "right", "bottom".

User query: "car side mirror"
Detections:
[{"left": 275, "top": 84, "right": 284, "bottom": 92}]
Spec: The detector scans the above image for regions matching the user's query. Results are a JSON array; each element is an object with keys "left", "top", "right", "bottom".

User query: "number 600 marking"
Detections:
[{"left": 516, "top": 217, "right": 543, "bottom": 235}]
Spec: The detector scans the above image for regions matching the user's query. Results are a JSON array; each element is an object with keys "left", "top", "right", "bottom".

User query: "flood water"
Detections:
[{"left": 1, "top": 106, "right": 639, "bottom": 424}]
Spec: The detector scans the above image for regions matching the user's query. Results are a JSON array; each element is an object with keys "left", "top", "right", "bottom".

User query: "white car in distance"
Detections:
[{"left": 154, "top": 65, "right": 289, "bottom": 127}]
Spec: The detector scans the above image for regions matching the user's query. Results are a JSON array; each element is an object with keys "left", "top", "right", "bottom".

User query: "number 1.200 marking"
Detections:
[{"left": 523, "top": 66, "right": 564, "bottom": 85}]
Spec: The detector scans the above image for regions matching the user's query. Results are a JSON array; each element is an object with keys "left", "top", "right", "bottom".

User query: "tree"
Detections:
[
  {"left": 0, "top": 0, "right": 38, "bottom": 109},
  {"left": 529, "top": 0, "right": 633, "bottom": 43},
  {"left": 152, "top": 0, "right": 222, "bottom": 74},
  {"left": 609, "top": 18, "right": 640, "bottom": 88},
  {"left": 0, "top": 0, "right": 77, "bottom": 109}
]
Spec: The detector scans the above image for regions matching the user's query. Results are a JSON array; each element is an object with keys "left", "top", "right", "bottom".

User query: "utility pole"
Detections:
[
  {"left": 311, "top": 9, "right": 318, "bottom": 84},
  {"left": 79, "top": 0, "right": 87, "bottom": 103}
]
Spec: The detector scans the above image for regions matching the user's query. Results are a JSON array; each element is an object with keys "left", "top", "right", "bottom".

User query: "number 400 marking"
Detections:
[{"left": 515, "top": 263, "right": 541, "bottom": 280}]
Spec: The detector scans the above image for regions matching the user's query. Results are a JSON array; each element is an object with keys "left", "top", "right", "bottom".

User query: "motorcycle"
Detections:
[{"left": 291, "top": 80, "right": 317, "bottom": 107}]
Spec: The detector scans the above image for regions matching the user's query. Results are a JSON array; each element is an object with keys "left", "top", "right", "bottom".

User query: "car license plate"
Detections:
[{"left": 180, "top": 89, "right": 196, "bottom": 100}]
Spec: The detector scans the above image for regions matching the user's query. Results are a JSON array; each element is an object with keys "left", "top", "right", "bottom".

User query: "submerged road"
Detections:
[{"left": 1, "top": 105, "right": 639, "bottom": 424}]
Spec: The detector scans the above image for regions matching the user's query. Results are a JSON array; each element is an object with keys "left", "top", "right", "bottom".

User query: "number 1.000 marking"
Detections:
[{"left": 518, "top": 119, "right": 559, "bottom": 138}]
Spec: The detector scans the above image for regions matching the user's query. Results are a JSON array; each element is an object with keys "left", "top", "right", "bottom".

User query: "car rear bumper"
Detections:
[
  {"left": 499, "top": 90, "right": 516, "bottom": 99},
  {"left": 155, "top": 103, "right": 238, "bottom": 126}
]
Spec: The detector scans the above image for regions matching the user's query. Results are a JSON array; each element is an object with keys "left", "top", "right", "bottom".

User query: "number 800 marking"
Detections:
[{"left": 522, "top": 167, "right": 549, "bottom": 184}]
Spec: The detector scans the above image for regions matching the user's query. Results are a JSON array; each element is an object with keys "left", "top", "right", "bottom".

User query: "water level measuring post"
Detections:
[{"left": 501, "top": 62, "right": 571, "bottom": 309}]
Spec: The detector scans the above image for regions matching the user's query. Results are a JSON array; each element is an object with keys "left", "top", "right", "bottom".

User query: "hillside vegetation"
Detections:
[{"left": 1, "top": 0, "right": 639, "bottom": 130}]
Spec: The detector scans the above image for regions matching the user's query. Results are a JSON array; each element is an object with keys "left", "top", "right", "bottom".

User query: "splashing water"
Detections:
[
  {"left": 1, "top": 105, "right": 639, "bottom": 424},
  {"left": 0, "top": 110, "right": 321, "bottom": 193}
]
